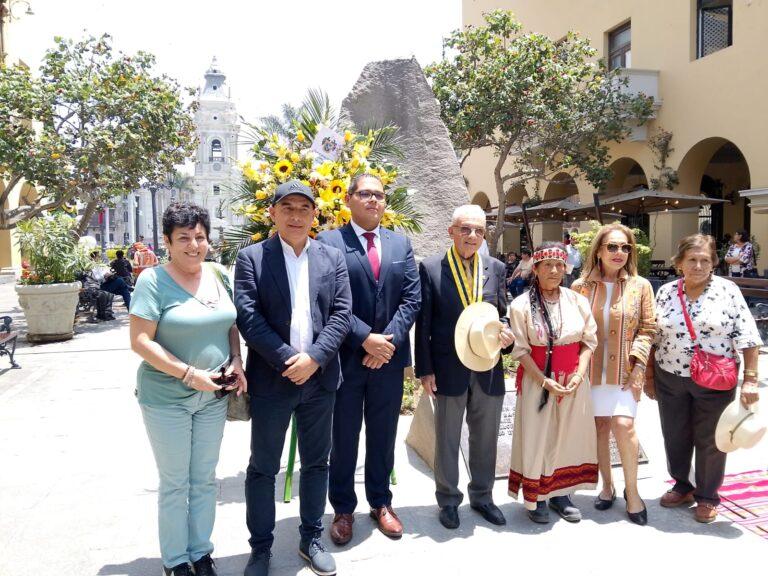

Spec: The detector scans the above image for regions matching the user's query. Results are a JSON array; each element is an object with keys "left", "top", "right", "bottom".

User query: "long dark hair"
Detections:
[{"left": 529, "top": 241, "right": 566, "bottom": 410}]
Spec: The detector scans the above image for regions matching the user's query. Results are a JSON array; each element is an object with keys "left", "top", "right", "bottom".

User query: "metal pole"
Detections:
[
  {"left": 150, "top": 185, "right": 159, "bottom": 251},
  {"left": 521, "top": 203, "right": 534, "bottom": 250},
  {"left": 592, "top": 193, "right": 604, "bottom": 225}
]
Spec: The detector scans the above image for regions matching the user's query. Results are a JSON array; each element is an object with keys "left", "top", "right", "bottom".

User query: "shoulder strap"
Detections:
[
  {"left": 676, "top": 278, "right": 697, "bottom": 342},
  {"left": 208, "top": 263, "right": 233, "bottom": 301}
]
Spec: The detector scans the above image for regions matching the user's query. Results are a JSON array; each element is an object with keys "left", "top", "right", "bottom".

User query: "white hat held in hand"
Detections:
[
  {"left": 715, "top": 399, "right": 766, "bottom": 453},
  {"left": 455, "top": 302, "right": 504, "bottom": 372}
]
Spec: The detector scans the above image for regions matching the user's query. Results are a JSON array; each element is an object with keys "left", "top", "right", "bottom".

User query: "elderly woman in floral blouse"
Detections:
[{"left": 645, "top": 234, "right": 762, "bottom": 523}]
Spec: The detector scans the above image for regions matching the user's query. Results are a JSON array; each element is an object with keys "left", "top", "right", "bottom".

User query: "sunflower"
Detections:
[
  {"left": 251, "top": 232, "right": 263, "bottom": 242},
  {"left": 329, "top": 179, "right": 347, "bottom": 196},
  {"left": 256, "top": 190, "right": 269, "bottom": 200},
  {"left": 274, "top": 159, "right": 293, "bottom": 180}
]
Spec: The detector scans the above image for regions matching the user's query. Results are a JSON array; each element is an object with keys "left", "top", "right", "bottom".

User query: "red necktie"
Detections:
[{"left": 363, "top": 232, "right": 380, "bottom": 281}]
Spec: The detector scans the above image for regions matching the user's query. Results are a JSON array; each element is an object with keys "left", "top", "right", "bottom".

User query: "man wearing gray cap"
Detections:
[{"left": 235, "top": 180, "right": 352, "bottom": 576}]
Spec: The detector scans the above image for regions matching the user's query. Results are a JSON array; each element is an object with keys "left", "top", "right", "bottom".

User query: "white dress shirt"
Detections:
[
  {"left": 350, "top": 219, "right": 381, "bottom": 257},
  {"left": 279, "top": 235, "right": 313, "bottom": 353}
]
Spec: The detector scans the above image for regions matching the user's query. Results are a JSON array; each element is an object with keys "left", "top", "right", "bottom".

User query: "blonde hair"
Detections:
[
  {"left": 581, "top": 223, "right": 638, "bottom": 278},
  {"left": 672, "top": 234, "right": 719, "bottom": 269}
]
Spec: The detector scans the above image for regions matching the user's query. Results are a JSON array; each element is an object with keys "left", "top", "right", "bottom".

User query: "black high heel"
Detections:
[
  {"left": 594, "top": 487, "right": 616, "bottom": 510},
  {"left": 624, "top": 489, "right": 648, "bottom": 526}
]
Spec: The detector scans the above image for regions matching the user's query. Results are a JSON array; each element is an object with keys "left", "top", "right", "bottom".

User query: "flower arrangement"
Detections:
[
  {"left": 16, "top": 213, "right": 93, "bottom": 285},
  {"left": 221, "top": 89, "right": 422, "bottom": 263}
]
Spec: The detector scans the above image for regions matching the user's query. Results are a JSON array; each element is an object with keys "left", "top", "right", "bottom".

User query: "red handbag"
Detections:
[{"left": 677, "top": 279, "right": 738, "bottom": 391}]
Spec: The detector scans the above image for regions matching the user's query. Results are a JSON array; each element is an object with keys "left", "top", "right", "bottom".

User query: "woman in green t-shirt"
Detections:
[{"left": 130, "top": 202, "right": 246, "bottom": 576}]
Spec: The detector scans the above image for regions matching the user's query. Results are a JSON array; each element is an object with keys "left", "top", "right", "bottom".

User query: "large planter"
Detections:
[{"left": 15, "top": 281, "right": 81, "bottom": 343}]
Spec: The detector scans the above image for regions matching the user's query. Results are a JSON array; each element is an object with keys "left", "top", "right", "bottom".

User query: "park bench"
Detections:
[
  {"left": 730, "top": 276, "right": 768, "bottom": 302},
  {"left": 0, "top": 315, "right": 20, "bottom": 369}
]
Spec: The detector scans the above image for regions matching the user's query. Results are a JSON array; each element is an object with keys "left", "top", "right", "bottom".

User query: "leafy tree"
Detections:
[
  {"left": 425, "top": 10, "right": 654, "bottom": 254},
  {"left": 0, "top": 34, "right": 197, "bottom": 234}
]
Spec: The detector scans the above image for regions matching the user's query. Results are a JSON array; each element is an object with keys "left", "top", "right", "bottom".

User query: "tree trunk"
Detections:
[
  {"left": 489, "top": 141, "right": 514, "bottom": 258},
  {"left": 75, "top": 200, "right": 100, "bottom": 238}
]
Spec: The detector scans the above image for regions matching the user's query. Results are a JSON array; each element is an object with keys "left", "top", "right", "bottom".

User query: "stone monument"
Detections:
[{"left": 341, "top": 58, "right": 470, "bottom": 259}]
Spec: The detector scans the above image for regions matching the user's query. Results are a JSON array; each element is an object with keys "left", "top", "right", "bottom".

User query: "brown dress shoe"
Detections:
[
  {"left": 694, "top": 503, "right": 718, "bottom": 524},
  {"left": 330, "top": 513, "right": 354, "bottom": 546},
  {"left": 660, "top": 489, "right": 695, "bottom": 508},
  {"left": 370, "top": 506, "right": 403, "bottom": 539}
]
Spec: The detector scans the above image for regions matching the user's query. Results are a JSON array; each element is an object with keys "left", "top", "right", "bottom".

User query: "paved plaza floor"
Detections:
[{"left": 1, "top": 281, "right": 766, "bottom": 576}]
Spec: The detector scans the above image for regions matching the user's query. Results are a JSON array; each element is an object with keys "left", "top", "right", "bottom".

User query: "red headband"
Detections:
[{"left": 532, "top": 247, "right": 567, "bottom": 264}]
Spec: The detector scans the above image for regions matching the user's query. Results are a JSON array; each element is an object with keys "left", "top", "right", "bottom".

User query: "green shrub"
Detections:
[
  {"left": 17, "top": 214, "right": 92, "bottom": 284},
  {"left": 401, "top": 376, "right": 422, "bottom": 415}
]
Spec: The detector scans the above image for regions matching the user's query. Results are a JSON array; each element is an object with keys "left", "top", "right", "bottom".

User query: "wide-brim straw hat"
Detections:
[
  {"left": 454, "top": 302, "right": 503, "bottom": 372},
  {"left": 715, "top": 398, "right": 766, "bottom": 453}
]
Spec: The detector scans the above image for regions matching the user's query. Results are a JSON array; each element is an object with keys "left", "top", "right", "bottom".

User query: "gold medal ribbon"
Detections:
[{"left": 447, "top": 245, "right": 483, "bottom": 309}]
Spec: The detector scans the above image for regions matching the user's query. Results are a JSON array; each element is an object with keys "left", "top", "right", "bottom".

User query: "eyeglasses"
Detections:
[
  {"left": 603, "top": 242, "right": 633, "bottom": 254},
  {"left": 455, "top": 226, "right": 486, "bottom": 238},
  {"left": 355, "top": 190, "right": 387, "bottom": 202}
]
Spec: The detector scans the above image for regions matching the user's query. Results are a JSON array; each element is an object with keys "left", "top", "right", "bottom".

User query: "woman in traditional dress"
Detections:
[
  {"left": 508, "top": 242, "right": 598, "bottom": 524},
  {"left": 572, "top": 223, "right": 655, "bottom": 525}
]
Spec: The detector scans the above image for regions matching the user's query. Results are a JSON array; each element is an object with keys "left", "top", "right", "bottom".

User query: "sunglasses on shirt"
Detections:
[{"left": 603, "top": 242, "right": 633, "bottom": 254}]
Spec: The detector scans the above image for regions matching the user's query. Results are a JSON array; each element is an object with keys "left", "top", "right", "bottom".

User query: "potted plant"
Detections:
[{"left": 15, "top": 214, "right": 92, "bottom": 342}]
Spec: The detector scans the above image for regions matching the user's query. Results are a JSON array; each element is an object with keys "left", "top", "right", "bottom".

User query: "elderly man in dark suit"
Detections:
[
  {"left": 415, "top": 204, "right": 514, "bottom": 530},
  {"left": 317, "top": 174, "right": 421, "bottom": 546},
  {"left": 235, "top": 181, "right": 352, "bottom": 576}
]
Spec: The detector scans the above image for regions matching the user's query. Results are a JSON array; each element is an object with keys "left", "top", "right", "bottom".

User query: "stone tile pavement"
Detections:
[{"left": 0, "top": 281, "right": 766, "bottom": 576}]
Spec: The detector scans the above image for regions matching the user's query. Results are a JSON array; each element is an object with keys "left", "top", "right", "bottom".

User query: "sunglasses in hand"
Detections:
[{"left": 214, "top": 366, "right": 238, "bottom": 399}]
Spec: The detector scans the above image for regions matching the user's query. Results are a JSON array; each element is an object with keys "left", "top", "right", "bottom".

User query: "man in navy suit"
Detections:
[
  {"left": 317, "top": 174, "right": 420, "bottom": 546},
  {"left": 415, "top": 204, "right": 514, "bottom": 530},
  {"left": 235, "top": 180, "right": 352, "bottom": 576}
]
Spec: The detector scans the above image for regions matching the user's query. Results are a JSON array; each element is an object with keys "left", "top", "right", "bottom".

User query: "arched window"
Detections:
[{"left": 210, "top": 139, "right": 224, "bottom": 162}]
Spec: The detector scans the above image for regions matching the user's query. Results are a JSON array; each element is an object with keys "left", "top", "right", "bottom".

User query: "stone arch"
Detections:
[
  {"left": 604, "top": 157, "right": 649, "bottom": 195},
  {"left": 543, "top": 172, "right": 578, "bottom": 201},
  {"left": 505, "top": 184, "right": 527, "bottom": 206},
  {"left": 677, "top": 137, "right": 751, "bottom": 240},
  {"left": 471, "top": 191, "right": 491, "bottom": 210}
]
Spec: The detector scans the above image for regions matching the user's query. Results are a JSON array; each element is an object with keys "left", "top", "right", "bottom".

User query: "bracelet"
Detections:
[
  {"left": 231, "top": 353, "right": 242, "bottom": 361},
  {"left": 571, "top": 373, "right": 584, "bottom": 383},
  {"left": 743, "top": 369, "right": 758, "bottom": 378},
  {"left": 182, "top": 366, "right": 196, "bottom": 387},
  {"left": 181, "top": 364, "right": 192, "bottom": 382}
]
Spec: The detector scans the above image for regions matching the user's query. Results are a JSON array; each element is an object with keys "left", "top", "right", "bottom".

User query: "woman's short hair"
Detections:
[
  {"left": 521, "top": 248, "right": 532, "bottom": 256},
  {"left": 581, "top": 223, "right": 638, "bottom": 278},
  {"left": 116, "top": 250, "right": 124, "bottom": 259},
  {"left": 672, "top": 234, "right": 719, "bottom": 269},
  {"left": 735, "top": 229, "right": 750, "bottom": 242},
  {"left": 162, "top": 202, "right": 210, "bottom": 241}
]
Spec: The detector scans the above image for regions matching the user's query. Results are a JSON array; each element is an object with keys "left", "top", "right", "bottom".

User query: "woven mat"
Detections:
[{"left": 718, "top": 469, "right": 768, "bottom": 540}]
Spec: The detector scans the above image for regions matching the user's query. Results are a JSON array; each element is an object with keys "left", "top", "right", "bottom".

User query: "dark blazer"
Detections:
[
  {"left": 234, "top": 235, "right": 352, "bottom": 393},
  {"left": 415, "top": 252, "right": 509, "bottom": 397},
  {"left": 317, "top": 224, "right": 421, "bottom": 374}
]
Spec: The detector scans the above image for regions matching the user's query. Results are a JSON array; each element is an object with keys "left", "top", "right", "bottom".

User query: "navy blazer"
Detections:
[
  {"left": 234, "top": 235, "right": 353, "bottom": 393},
  {"left": 317, "top": 224, "right": 421, "bottom": 374},
  {"left": 414, "top": 252, "right": 509, "bottom": 397}
]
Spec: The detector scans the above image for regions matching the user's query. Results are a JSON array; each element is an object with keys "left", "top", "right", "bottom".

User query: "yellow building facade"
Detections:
[{"left": 462, "top": 0, "right": 768, "bottom": 271}]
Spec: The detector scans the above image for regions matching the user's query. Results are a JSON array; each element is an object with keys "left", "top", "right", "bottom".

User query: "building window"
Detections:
[
  {"left": 123, "top": 210, "right": 129, "bottom": 223},
  {"left": 213, "top": 185, "right": 220, "bottom": 196},
  {"left": 698, "top": 0, "right": 732, "bottom": 58},
  {"left": 210, "top": 139, "right": 224, "bottom": 162},
  {"left": 608, "top": 22, "right": 631, "bottom": 70}
]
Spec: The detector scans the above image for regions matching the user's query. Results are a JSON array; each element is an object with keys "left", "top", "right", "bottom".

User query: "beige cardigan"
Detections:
[{"left": 571, "top": 269, "right": 656, "bottom": 387}]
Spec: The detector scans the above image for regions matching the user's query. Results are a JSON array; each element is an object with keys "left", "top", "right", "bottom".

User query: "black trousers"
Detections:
[
  {"left": 654, "top": 363, "right": 735, "bottom": 505},
  {"left": 245, "top": 381, "right": 335, "bottom": 551},
  {"left": 328, "top": 367, "right": 403, "bottom": 513}
]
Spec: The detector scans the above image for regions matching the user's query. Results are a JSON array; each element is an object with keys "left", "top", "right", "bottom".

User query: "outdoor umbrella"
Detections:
[{"left": 574, "top": 188, "right": 727, "bottom": 223}]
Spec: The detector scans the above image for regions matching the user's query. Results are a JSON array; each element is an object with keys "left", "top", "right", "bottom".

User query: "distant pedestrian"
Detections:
[
  {"left": 110, "top": 249, "right": 133, "bottom": 285},
  {"left": 130, "top": 202, "right": 246, "bottom": 576},
  {"left": 508, "top": 248, "right": 533, "bottom": 298},
  {"left": 724, "top": 229, "right": 757, "bottom": 277}
]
